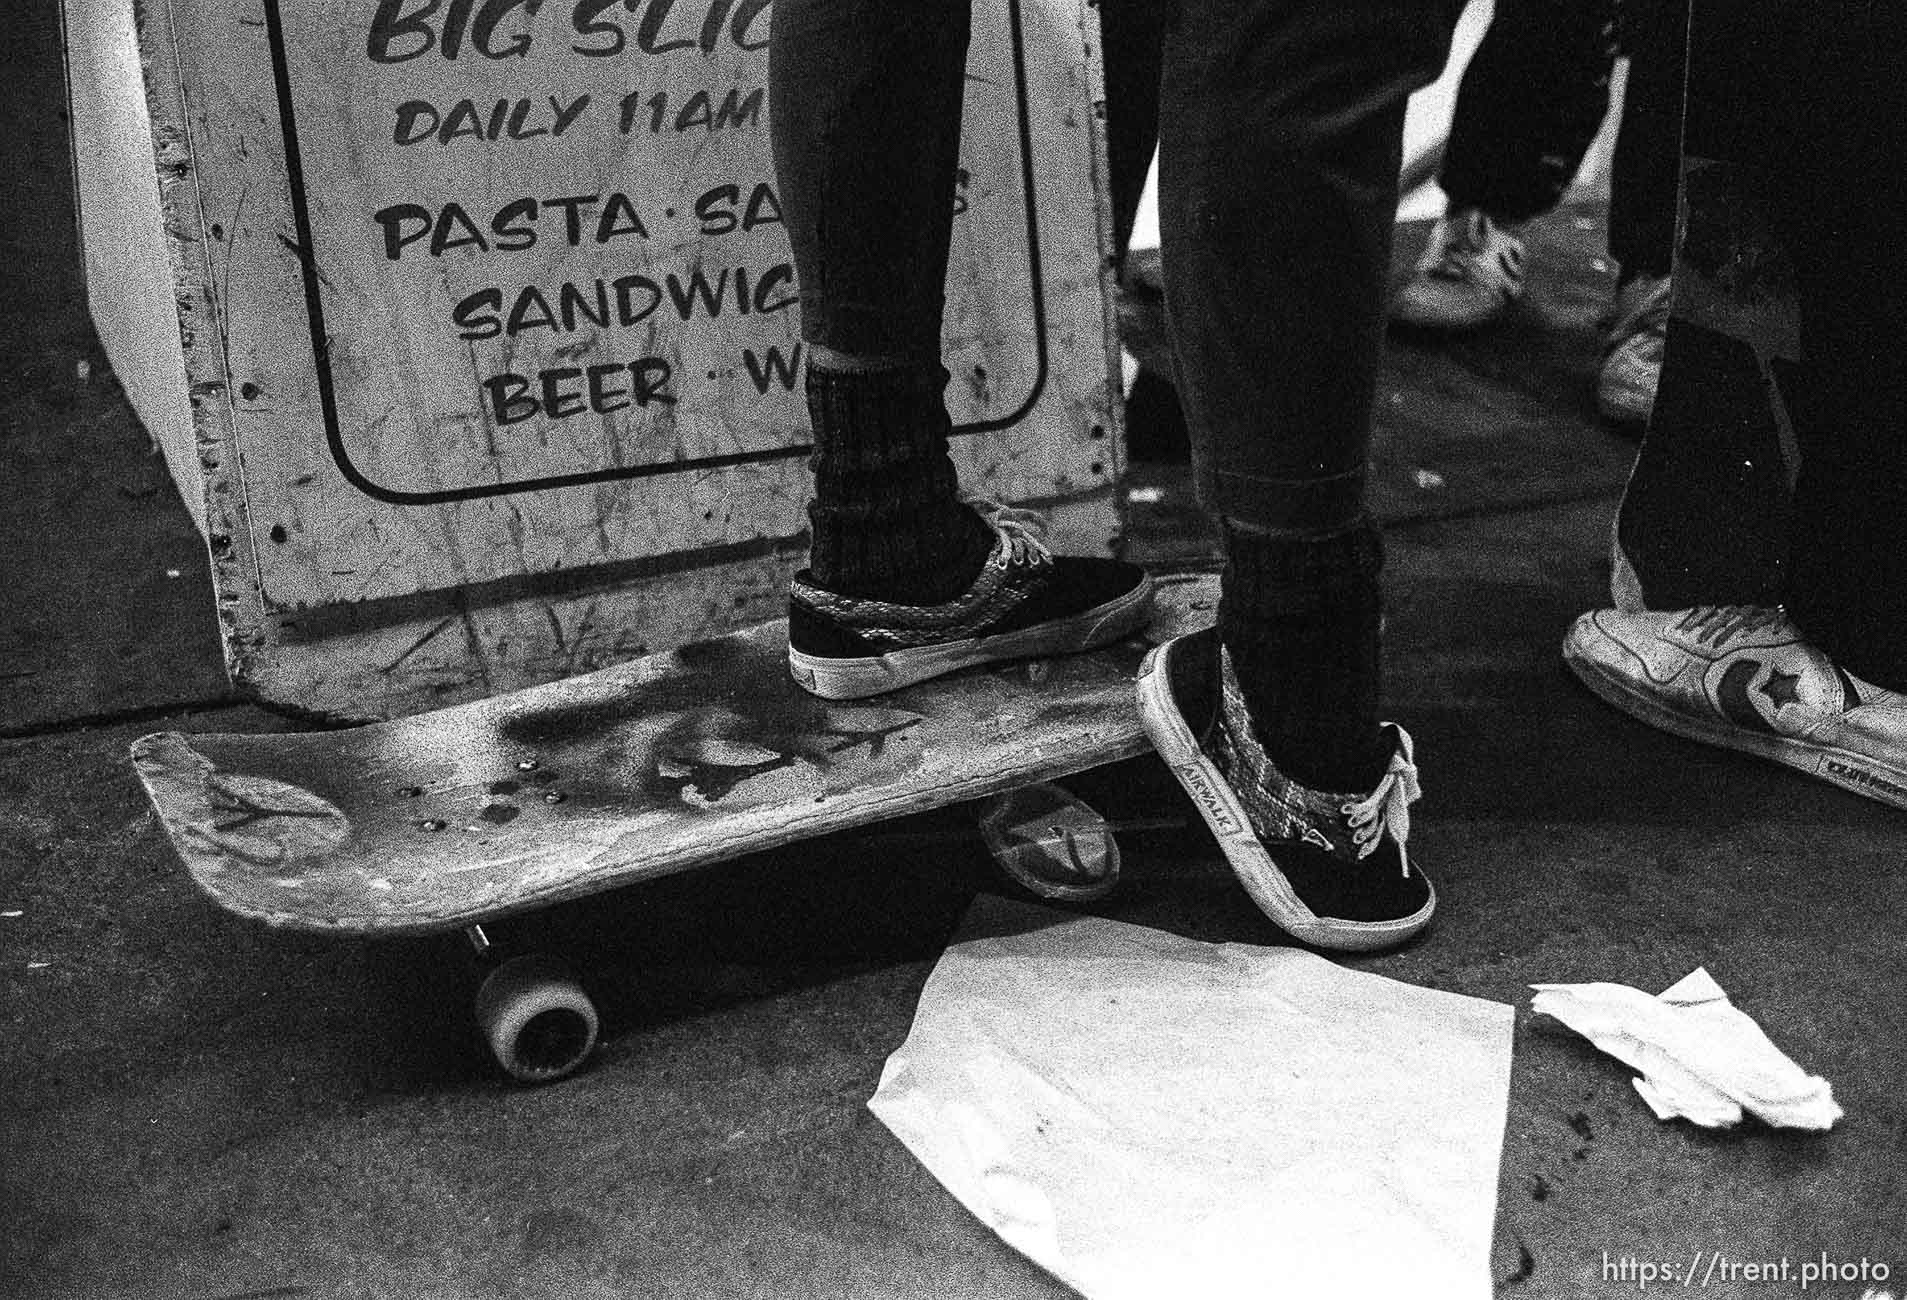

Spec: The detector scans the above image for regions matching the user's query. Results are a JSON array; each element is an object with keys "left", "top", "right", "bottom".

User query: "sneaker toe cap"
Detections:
[
  {"left": 1277, "top": 840, "right": 1435, "bottom": 928},
  {"left": 1597, "top": 361, "right": 1659, "bottom": 424},
  {"left": 1391, "top": 281, "right": 1513, "bottom": 331},
  {"left": 1564, "top": 608, "right": 1652, "bottom": 664}
]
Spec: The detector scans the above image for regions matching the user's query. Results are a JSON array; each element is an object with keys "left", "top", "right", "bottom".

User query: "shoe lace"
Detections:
[
  {"left": 1674, "top": 604, "right": 1786, "bottom": 647},
  {"left": 966, "top": 496, "right": 1053, "bottom": 568},
  {"left": 1339, "top": 728, "right": 1422, "bottom": 877},
  {"left": 1429, "top": 210, "right": 1492, "bottom": 280}
]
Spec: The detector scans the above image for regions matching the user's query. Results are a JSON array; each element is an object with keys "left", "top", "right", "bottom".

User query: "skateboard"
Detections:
[{"left": 133, "top": 574, "right": 1217, "bottom": 1082}]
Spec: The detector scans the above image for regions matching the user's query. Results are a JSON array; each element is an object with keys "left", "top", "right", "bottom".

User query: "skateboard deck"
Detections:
[{"left": 134, "top": 576, "right": 1216, "bottom": 937}]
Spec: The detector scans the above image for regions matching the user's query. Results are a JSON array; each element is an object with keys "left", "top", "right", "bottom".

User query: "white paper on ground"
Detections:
[
  {"left": 1530, "top": 967, "right": 1841, "bottom": 1130},
  {"left": 868, "top": 898, "right": 1515, "bottom": 1299}
]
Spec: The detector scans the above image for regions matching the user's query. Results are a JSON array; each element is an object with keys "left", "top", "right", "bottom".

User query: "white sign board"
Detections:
[{"left": 77, "top": 0, "right": 1118, "bottom": 716}]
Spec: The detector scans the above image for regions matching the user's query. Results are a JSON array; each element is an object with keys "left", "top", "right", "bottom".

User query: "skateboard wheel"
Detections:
[
  {"left": 473, "top": 955, "right": 600, "bottom": 1084},
  {"left": 979, "top": 782, "right": 1121, "bottom": 903}
]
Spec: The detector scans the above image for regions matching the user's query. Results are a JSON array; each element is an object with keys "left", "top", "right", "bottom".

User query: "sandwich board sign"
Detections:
[{"left": 68, "top": 0, "right": 1122, "bottom": 719}]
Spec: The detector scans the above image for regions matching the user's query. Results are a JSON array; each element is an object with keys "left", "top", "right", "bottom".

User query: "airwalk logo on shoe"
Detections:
[{"left": 1173, "top": 764, "right": 1241, "bottom": 836}]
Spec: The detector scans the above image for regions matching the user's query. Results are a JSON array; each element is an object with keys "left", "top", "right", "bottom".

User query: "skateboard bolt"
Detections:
[
  {"left": 543, "top": 791, "right": 567, "bottom": 804},
  {"left": 420, "top": 819, "right": 448, "bottom": 832},
  {"left": 517, "top": 759, "right": 540, "bottom": 772}
]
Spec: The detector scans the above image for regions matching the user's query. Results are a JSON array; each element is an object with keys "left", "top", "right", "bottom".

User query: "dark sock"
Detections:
[
  {"left": 804, "top": 362, "right": 994, "bottom": 602},
  {"left": 1219, "top": 514, "right": 1392, "bottom": 793}
]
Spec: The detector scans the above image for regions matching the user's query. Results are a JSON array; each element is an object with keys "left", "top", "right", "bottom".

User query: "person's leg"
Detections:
[
  {"left": 769, "top": 0, "right": 991, "bottom": 604},
  {"left": 1623, "top": 0, "right": 1907, "bottom": 664},
  {"left": 1439, "top": 0, "right": 1618, "bottom": 225},
  {"left": 769, "top": 0, "right": 1152, "bottom": 700},
  {"left": 1606, "top": 0, "right": 1779, "bottom": 607},
  {"left": 1160, "top": 0, "right": 1457, "bottom": 791},
  {"left": 1590, "top": 0, "right": 1686, "bottom": 425},
  {"left": 1139, "top": 0, "right": 1458, "bottom": 950},
  {"left": 1397, "top": 0, "right": 1619, "bottom": 329},
  {"left": 1098, "top": 0, "right": 1166, "bottom": 261},
  {"left": 1566, "top": 0, "right": 1907, "bottom": 811},
  {"left": 1773, "top": 142, "right": 1907, "bottom": 692},
  {"left": 1097, "top": 0, "right": 1191, "bottom": 466},
  {"left": 1396, "top": 0, "right": 1619, "bottom": 330},
  {"left": 1605, "top": 0, "right": 1686, "bottom": 283}
]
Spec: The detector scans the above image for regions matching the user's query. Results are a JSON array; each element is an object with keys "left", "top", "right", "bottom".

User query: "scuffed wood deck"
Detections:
[{"left": 133, "top": 576, "right": 1216, "bottom": 935}]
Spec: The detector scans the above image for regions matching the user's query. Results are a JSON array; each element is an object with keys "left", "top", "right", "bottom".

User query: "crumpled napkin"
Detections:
[
  {"left": 1531, "top": 968, "right": 1840, "bottom": 1130},
  {"left": 869, "top": 898, "right": 1514, "bottom": 1298}
]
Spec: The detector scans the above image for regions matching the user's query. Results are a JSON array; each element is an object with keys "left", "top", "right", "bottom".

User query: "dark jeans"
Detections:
[
  {"left": 1617, "top": 0, "right": 1907, "bottom": 687},
  {"left": 1441, "top": 0, "right": 1686, "bottom": 278},
  {"left": 770, "top": 0, "right": 1461, "bottom": 534},
  {"left": 1100, "top": 0, "right": 1165, "bottom": 261}
]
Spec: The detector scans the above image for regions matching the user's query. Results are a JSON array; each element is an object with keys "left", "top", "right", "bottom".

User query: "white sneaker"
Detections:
[
  {"left": 1598, "top": 275, "right": 1670, "bottom": 425},
  {"left": 1563, "top": 605, "right": 1907, "bottom": 809},
  {"left": 1392, "top": 208, "right": 1526, "bottom": 331}
]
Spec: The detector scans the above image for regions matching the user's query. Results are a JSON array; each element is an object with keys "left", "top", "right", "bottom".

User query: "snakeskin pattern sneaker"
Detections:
[{"left": 788, "top": 502, "right": 1153, "bottom": 700}]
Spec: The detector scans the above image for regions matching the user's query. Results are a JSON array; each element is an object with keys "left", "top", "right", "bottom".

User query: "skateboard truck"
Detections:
[{"left": 979, "top": 783, "right": 1123, "bottom": 903}]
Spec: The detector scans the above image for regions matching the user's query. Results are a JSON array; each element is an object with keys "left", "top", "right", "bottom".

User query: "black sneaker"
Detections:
[
  {"left": 788, "top": 502, "right": 1154, "bottom": 700},
  {"left": 1136, "top": 626, "right": 1435, "bottom": 950}
]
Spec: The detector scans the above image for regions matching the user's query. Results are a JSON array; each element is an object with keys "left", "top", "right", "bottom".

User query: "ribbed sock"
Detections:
[
  {"left": 804, "top": 362, "right": 994, "bottom": 602},
  {"left": 1218, "top": 514, "right": 1392, "bottom": 793}
]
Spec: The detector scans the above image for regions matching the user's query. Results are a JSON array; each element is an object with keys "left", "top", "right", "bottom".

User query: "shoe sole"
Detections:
[
  {"left": 788, "top": 574, "right": 1156, "bottom": 701},
  {"left": 1388, "top": 298, "right": 1519, "bottom": 333},
  {"left": 1389, "top": 278, "right": 1524, "bottom": 333},
  {"left": 1135, "top": 638, "right": 1436, "bottom": 952},
  {"left": 1595, "top": 397, "right": 1652, "bottom": 428},
  {"left": 1563, "top": 622, "right": 1907, "bottom": 812}
]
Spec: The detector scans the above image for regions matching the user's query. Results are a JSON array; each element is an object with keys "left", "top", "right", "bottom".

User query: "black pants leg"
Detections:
[
  {"left": 1158, "top": 0, "right": 1460, "bottom": 533},
  {"left": 1438, "top": 0, "right": 1617, "bottom": 225},
  {"left": 1156, "top": 0, "right": 1461, "bottom": 790},
  {"left": 1606, "top": 0, "right": 1687, "bottom": 279},
  {"left": 775, "top": 0, "right": 1459, "bottom": 533},
  {"left": 1750, "top": 14, "right": 1907, "bottom": 688},
  {"left": 1620, "top": 0, "right": 1907, "bottom": 689},
  {"left": 1100, "top": 0, "right": 1166, "bottom": 259},
  {"left": 768, "top": 0, "right": 971, "bottom": 361},
  {"left": 1437, "top": 0, "right": 1683, "bottom": 281}
]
